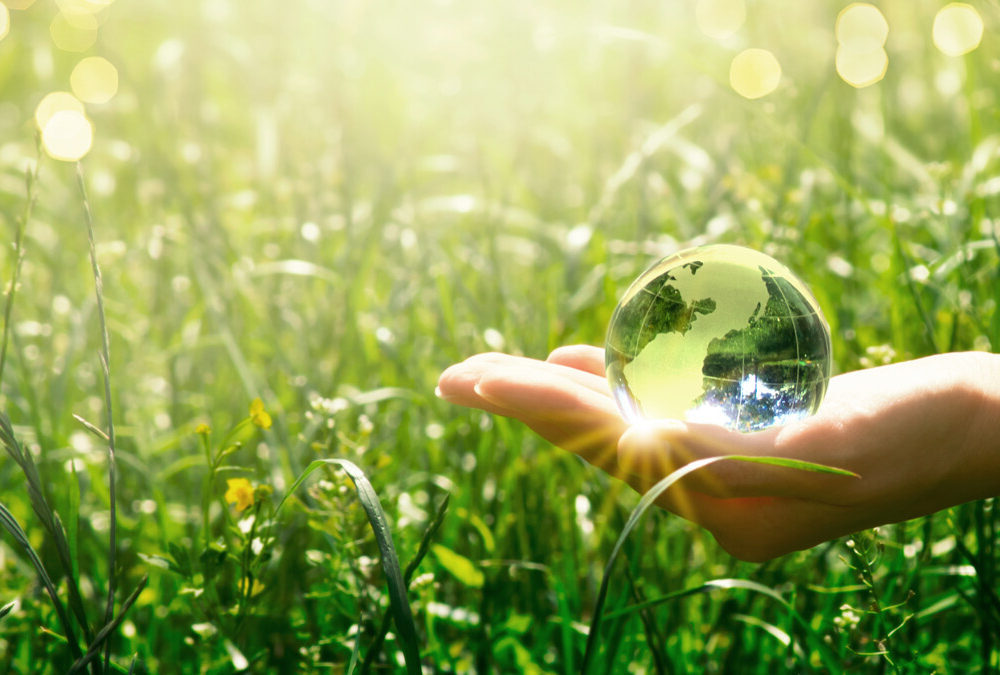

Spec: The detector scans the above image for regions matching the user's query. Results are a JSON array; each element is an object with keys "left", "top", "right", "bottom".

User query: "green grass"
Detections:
[{"left": 1, "top": 0, "right": 1000, "bottom": 672}]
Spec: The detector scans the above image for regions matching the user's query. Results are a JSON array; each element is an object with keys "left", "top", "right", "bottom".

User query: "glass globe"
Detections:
[{"left": 605, "top": 244, "right": 832, "bottom": 432}]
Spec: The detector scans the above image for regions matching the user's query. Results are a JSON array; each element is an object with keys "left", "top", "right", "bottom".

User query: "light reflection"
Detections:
[
  {"left": 0, "top": 4, "right": 9, "bottom": 42},
  {"left": 695, "top": 0, "right": 746, "bottom": 40},
  {"left": 729, "top": 48, "right": 781, "bottom": 100},
  {"left": 70, "top": 56, "right": 119, "bottom": 104},
  {"left": 932, "top": 3, "right": 983, "bottom": 56},
  {"left": 41, "top": 109, "right": 94, "bottom": 161}
]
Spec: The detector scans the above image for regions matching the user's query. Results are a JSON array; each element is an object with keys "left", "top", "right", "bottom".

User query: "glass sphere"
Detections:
[{"left": 605, "top": 244, "right": 832, "bottom": 432}]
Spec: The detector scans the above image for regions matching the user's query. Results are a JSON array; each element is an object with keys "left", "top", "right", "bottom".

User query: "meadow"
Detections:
[{"left": 1, "top": 0, "right": 999, "bottom": 672}]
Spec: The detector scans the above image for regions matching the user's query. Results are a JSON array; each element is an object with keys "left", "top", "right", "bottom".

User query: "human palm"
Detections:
[{"left": 437, "top": 345, "right": 1000, "bottom": 561}]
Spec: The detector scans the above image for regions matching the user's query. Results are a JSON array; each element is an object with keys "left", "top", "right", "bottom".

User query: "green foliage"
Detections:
[{"left": 1, "top": 0, "right": 1000, "bottom": 672}]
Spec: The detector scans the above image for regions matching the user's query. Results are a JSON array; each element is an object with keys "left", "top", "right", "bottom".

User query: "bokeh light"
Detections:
[
  {"left": 835, "top": 3, "right": 888, "bottom": 87},
  {"left": 50, "top": 10, "right": 98, "bottom": 51},
  {"left": 71, "top": 56, "right": 119, "bottom": 103},
  {"left": 57, "top": 0, "right": 115, "bottom": 13},
  {"left": 0, "top": 4, "right": 9, "bottom": 42},
  {"left": 932, "top": 3, "right": 983, "bottom": 56},
  {"left": 41, "top": 109, "right": 94, "bottom": 161},
  {"left": 729, "top": 48, "right": 781, "bottom": 99},
  {"left": 836, "top": 46, "right": 888, "bottom": 88},
  {"left": 695, "top": 0, "right": 746, "bottom": 40},
  {"left": 34, "top": 91, "right": 85, "bottom": 130},
  {"left": 835, "top": 3, "right": 888, "bottom": 53}
]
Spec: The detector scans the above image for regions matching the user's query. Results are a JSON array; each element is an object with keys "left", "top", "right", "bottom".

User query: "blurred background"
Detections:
[{"left": 1, "top": 0, "right": 999, "bottom": 672}]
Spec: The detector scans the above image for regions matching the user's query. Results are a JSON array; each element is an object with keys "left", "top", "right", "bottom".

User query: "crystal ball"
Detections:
[{"left": 605, "top": 244, "right": 832, "bottom": 432}]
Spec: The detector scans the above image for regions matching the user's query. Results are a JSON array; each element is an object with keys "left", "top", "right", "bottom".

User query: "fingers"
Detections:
[
  {"left": 438, "top": 351, "right": 611, "bottom": 403},
  {"left": 436, "top": 351, "right": 626, "bottom": 473},
  {"left": 474, "top": 365, "right": 626, "bottom": 472},
  {"left": 436, "top": 353, "right": 522, "bottom": 417},
  {"left": 546, "top": 344, "right": 606, "bottom": 377}
]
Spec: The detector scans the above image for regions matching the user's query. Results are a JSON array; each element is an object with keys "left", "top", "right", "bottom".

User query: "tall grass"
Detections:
[{"left": 0, "top": 0, "right": 999, "bottom": 671}]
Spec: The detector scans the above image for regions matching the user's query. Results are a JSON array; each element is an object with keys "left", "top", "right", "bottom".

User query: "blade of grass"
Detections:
[
  {"left": 0, "top": 146, "right": 39, "bottom": 390},
  {"left": 623, "top": 563, "right": 671, "bottom": 675},
  {"left": 67, "top": 575, "right": 149, "bottom": 675},
  {"left": 77, "top": 161, "right": 119, "bottom": 674},
  {"left": 68, "top": 459, "right": 81, "bottom": 586},
  {"left": 0, "top": 501, "right": 83, "bottom": 661},
  {"left": 606, "top": 574, "right": 842, "bottom": 667},
  {"left": 0, "top": 413, "right": 94, "bottom": 644},
  {"left": 279, "top": 458, "right": 422, "bottom": 675},
  {"left": 361, "top": 493, "right": 450, "bottom": 675},
  {"left": 581, "top": 454, "right": 857, "bottom": 673}
]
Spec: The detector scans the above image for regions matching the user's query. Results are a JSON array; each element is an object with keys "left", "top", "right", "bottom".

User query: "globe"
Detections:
[{"left": 605, "top": 244, "right": 832, "bottom": 432}]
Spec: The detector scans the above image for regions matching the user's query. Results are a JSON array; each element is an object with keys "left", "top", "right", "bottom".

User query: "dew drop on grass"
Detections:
[{"left": 606, "top": 245, "right": 832, "bottom": 432}]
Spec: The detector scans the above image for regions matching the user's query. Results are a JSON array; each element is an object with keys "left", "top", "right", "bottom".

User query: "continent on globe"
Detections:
[{"left": 605, "top": 245, "right": 832, "bottom": 432}]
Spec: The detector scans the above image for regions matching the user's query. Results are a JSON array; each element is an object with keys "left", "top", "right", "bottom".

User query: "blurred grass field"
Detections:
[{"left": 1, "top": 0, "right": 999, "bottom": 672}]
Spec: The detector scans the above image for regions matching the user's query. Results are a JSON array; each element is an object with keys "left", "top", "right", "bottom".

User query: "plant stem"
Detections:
[
  {"left": 0, "top": 149, "right": 40, "bottom": 391},
  {"left": 77, "top": 162, "right": 119, "bottom": 673}
]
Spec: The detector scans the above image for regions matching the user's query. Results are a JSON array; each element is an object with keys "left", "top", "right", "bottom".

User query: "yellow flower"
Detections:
[
  {"left": 224, "top": 478, "right": 255, "bottom": 512},
  {"left": 249, "top": 398, "right": 272, "bottom": 430},
  {"left": 238, "top": 577, "right": 265, "bottom": 597},
  {"left": 195, "top": 423, "right": 211, "bottom": 436}
]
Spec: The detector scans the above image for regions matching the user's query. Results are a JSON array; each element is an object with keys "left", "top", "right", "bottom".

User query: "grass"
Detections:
[{"left": 1, "top": 0, "right": 1000, "bottom": 672}]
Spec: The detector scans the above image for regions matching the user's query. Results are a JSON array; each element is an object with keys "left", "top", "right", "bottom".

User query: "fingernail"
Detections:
[{"left": 472, "top": 381, "right": 492, "bottom": 401}]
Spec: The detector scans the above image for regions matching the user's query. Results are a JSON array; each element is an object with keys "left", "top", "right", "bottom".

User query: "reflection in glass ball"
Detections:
[{"left": 605, "top": 245, "right": 832, "bottom": 432}]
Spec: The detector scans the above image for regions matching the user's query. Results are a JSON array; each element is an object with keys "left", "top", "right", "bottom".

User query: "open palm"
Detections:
[{"left": 438, "top": 345, "right": 1000, "bottom": 561}]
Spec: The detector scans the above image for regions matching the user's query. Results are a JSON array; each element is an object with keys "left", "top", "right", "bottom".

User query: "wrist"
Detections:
[{"left": 954, "top": 351, "right": 1000, "bottom": 502}]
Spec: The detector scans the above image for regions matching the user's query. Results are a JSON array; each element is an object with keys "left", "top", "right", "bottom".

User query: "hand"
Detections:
[{"left": 437, "top": 345, "right": 1000, "bottom": 561}]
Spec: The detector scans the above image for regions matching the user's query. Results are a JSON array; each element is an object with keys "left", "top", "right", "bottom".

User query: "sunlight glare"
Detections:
[
  {"left": 34, "top": 91, "right": 85, "bottom": 130},
  {"left": 50, "top": 11, "right": 98, "bottom": 51},
  {"left": 0, "top": 5, "right": 9, "bottom": 42},
  {"left": 695, "top": 0, "right": 746, "bottom": 40},
  {"left": 729, "top": 48, "right": 781, "bottom": 99},
  {"left": 71, "top": 56, "right": 119, "bottom": 104},
  {"left": 932, "top": 3, "right": 983, "bottom": 56},
  {"left": 41, "top": 109, "right": 94, "bottom": 162}
]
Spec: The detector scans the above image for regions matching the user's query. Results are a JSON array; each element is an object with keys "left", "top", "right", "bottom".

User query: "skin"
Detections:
[{"left": 436, "top": 345, "right": 1000, "bottom": 562}]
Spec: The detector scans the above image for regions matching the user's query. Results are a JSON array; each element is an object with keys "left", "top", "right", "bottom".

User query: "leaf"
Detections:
[
  {"left": 136, "top": 553, "right": 174, "bottom": 572},
  {"left": 199, "top": 545, "right": 228, "bottom": 582},
  {"left": 167, "top": 542, "right": 194, "bottom": 578},
  {"left": 431, "top": 544, "right": 484, "bottom": 589}
]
